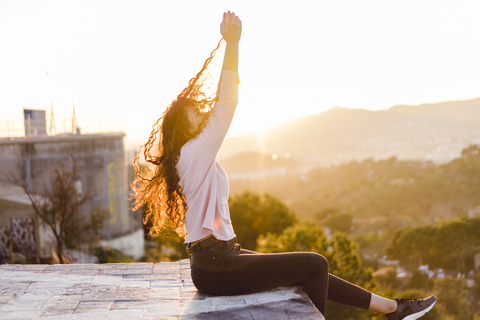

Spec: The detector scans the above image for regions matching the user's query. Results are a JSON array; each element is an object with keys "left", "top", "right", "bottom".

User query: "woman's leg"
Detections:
[
  {"left": 191, "top": 241, "right": 434, "bottom": 317},
  {"left": 327, "top": 274, "right": 372, "bottom": 309},
  {"left": 192, "top": 244, "right": 330, "bottom": 315},
  {"left": 229, "top": 250, "right": 330, "bottom": 314},
  {"left": 237, "top": 248, "right": 398, "bottom": 313},
  {"left": 369, "top": 294, "right": 398, "bottom": 314},
  {"left": 327, "top": 275, "right": 396, "bottom": 312},
  {"left": 326, "top": 272, "right": 437, "bottom": 319}
]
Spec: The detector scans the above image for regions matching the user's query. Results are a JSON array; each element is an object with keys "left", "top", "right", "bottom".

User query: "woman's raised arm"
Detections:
[{"left": 220, "top": 11, "right": 242, "bottom": 73}]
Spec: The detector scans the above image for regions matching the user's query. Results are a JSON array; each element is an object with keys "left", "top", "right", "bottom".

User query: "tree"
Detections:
[
  {"left": 386, "top": 225, "right": 437, "bottom": 271},
  {"left": 314, "top": 207, "right": 340, "bottom": 221},
  {"left": 434, "top": 276, "right": 474, "bottom": 319},
  {"left": 256, "top": 221, "right": 328, "bottom": 253},
  {"left": 11, "top": 158, "right": 105, "bottom": 264},
  {"left": 407, "top": 269, "right": 434, "bottom": 291},
  {"left": 373, "top": 266, "right": 401, "bottom": 291},
  {"left": 74, "top": 206, "right": 109, "bottom": 250},
  {"left": 386, "top": 217, "right": 480, "bottom": 273},
  {"left": 229, "top": 191, "right": 297, "bottom": 250},
  {"left": 460, "top": 144, "right": 480, "bottom": 175},
  {"left": 325, "top": 212, "right": 353, "bottom": 234}
]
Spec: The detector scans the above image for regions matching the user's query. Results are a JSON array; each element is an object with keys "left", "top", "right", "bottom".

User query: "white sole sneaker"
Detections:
[{"left": 402, "top": 299, "right": 437, "bottom": 320}]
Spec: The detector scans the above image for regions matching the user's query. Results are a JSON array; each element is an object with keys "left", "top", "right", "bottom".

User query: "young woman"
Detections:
[{"left": 132, "top": 11, "right": 437, "bottom": 319}]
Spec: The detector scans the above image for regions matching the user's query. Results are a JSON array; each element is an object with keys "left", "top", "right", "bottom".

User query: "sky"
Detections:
[{"left": 1, "top": 0, "right": 479, "bottom": 150}]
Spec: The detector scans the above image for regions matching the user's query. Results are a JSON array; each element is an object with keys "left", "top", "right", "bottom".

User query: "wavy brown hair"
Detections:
[{"left": 131, "top": 39, "right": 224, "bottom": 238}]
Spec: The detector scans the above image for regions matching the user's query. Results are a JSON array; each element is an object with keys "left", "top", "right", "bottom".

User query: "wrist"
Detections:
[{"left": 224, "top": 37, "right": 240, "bottom": 45}]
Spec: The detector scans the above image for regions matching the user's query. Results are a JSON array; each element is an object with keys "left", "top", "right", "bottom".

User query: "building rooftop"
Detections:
[
  {"left": 0, "top": 132, "right": 126, "bottom": 146},
  {"left": 0, "top": 259, "right": 324, "bottom": 319}
]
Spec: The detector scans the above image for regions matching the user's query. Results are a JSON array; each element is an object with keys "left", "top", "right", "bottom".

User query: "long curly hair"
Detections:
[{"left": 131, "top": 39, "right": 224, "bottom": 238}]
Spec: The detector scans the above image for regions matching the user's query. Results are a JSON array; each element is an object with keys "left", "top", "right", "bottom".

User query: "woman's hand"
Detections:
[{"left": 220, "top": 11, "right": 242, "bottom": 44}]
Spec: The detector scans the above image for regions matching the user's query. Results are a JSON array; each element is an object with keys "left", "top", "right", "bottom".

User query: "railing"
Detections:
[{"left": 0, "top": 116, "right": 124, "bottom": 138}]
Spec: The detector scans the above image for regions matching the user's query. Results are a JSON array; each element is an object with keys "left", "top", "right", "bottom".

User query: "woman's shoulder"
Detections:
[{"left": 179, "top": 137, "right": 215, "bottom": 165}]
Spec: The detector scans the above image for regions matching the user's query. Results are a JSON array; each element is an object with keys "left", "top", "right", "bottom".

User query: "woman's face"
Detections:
[{"left": 185, "top": 106, "right": 204, "bottom": 134}]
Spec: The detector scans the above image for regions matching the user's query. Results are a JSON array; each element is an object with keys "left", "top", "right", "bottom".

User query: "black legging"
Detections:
[{"left": 189, "top": 238, "right": 372, "bottom": 316}]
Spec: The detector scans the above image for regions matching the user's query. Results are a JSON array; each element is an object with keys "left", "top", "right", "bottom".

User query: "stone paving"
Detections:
[{"left": 0, "top": 259, "right": 324, "bottom": 319}]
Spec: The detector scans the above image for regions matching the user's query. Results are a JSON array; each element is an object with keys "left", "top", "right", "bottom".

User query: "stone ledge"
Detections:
[{"left": 0, "top": 259, "right": 324, "bottom": 319}]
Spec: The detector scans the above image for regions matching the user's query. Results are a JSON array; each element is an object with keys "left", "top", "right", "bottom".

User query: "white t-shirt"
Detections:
[{"left": 177, "top": 70, "right": 239, "bottom": 243}]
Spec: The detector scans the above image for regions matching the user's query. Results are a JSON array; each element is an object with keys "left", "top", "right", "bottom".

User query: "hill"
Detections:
[{"left": 219, "top": 97, "right": 480, "bottom": 169}]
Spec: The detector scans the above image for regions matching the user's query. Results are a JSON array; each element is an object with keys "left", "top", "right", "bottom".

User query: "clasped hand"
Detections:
[{"left": 221, "top": 11, "right": 242, "bottom": 43}]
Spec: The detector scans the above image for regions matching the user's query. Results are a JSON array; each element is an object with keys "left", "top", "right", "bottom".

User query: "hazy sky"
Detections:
[{"left": 1, "top": 0, "right": 479, "bottom": 148}]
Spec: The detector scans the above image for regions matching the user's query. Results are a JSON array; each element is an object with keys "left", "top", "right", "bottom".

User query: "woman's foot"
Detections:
[{"left": 385, "top": 296, "right": 437, "bottom": 320}]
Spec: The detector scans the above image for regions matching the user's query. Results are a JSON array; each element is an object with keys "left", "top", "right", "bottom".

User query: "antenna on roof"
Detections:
[
  {"left": 49, "top": 102, "right": 56, "bottom": 136},
  {"left": 46, "top": 71, "right": 56, "bottom": 136},
  {"left": 72, "top": 103, "right": 78, "bottom": 135}
]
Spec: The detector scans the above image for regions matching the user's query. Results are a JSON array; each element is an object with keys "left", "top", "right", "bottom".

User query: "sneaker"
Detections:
[{"left": 386, "top": 295, "right": 437, "bottom": 320}]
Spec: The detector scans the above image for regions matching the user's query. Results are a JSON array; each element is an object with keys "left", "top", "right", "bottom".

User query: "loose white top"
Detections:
[{"left": 177, "top": 70, "right": 239, "bottom": 243}]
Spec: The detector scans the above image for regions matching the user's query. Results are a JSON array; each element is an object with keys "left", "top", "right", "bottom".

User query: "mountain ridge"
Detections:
[{"left": 219, "top": 97, "right": 480, "bottom": 168}]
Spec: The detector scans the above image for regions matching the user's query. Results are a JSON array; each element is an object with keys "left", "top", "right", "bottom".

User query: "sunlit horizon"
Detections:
[{"left": 1, "top": 0, "right": 479, "bottom": 149}]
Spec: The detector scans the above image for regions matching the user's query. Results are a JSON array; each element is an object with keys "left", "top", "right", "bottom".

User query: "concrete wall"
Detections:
[
  {"left": 0, "top": 133, "right": 138, "bottom": 240},
  {"left": 100, "top": 228, "right": 145, "bottom": 260},
  {"left": 0, "top": 198, "right": 35, "bottom": 229}
]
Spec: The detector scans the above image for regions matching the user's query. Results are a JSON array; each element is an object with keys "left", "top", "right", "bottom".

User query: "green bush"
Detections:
[
  {"left": 408, "top": 269, "right": 434, "bottom": 291},
  {"left": 94, "top": 247, "right": 134, "bottom": 263},
  {"left": 374, "top": 266, "right": 401, "bottom": 291},
  {"left": 434, "top": 276, "right": 474, "bottom": 319}
]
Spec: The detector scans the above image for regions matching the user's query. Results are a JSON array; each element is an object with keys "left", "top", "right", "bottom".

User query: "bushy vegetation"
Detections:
[
  {"left": 229, "top": 191, "right": 297, "bottom": 250},
  {"left": 386, "top": 217, "right": 480, "bottom": 273},
  {"left": 230, "top": 145, "right": 480, "bottom": 223},
  {"left": 94, "top": 247, "right": 134, "bottom": 263},
  {"left": 140, "top": 220, "right": 189, "bottom": 263}
]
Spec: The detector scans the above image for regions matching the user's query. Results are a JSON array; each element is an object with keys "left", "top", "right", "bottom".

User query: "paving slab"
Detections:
[{"left": 0, "top": 260, "right": 324, "bottom": 319}]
